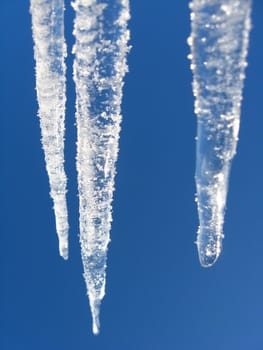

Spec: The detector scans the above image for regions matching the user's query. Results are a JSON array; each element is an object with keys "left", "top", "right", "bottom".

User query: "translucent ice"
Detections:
[
  {"left": 72, "top": 0, "right": 130, "bottom": 333},
  {"left": 188, "top": 0, "right": 251, "bottom": 266},
  {"left": 30, "top": 0, "right": 69, "bottom": 259}
]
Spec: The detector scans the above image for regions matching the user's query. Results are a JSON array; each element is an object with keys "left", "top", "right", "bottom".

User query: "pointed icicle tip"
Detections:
[
  {"left": 92, "top": 321, "right": 100, "bottom": 336},
  {"left": 90, "top": 298, "right": 101, "bottom": 335}
]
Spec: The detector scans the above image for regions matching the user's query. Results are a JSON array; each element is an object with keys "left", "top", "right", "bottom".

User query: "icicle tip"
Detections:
[
  {"left": 197, "top": 233, "right": 222, "bottom": 268},
  {"left": 92, "top": 321, "right": 100, "bottom": 335},
  {"left": 90, "top": 298, "right": 101, "bottom": 335},
  {"left": 198, "top": 248, "right": 219, "bottom": 268},
  {"left": 59, "top": 239, "right": 69, "bottom": 260}
]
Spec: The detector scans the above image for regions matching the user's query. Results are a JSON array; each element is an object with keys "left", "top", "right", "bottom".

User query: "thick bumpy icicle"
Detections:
[
  {"left": 72, "top": 0, "right": 130, "bottom": 333},
  {"left": 30, "top": 0, "right": 69, "bottom": 259},
  {"left": 188, "top": 0, "right": 251, "bottom": 267}
]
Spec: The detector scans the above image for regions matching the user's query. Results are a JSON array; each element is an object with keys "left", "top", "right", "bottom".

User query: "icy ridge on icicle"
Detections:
[
  {"left": 72, "top": 0, "right": 130, "bottom": 334},
  {"left": 188, "top": 0, "right": 251, "bottom": 267},
  {"left": 30, "top": 0, "right": 69, "bottom": 259}
]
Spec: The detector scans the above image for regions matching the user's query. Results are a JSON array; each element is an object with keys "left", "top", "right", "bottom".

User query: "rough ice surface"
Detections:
[
  {"left": 188, "top": 0, "right": 251, "bottom": 267},
  {"left": 72, "top": 0, "right": 130, "bottom": 334},
  {"left": 30, "top": 0, "right": 69, "bottom": 259}
]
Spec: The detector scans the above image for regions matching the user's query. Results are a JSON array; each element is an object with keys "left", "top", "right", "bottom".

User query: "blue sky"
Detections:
[{"left": 1, "top": 1, "right": 263, "bottom": 349}]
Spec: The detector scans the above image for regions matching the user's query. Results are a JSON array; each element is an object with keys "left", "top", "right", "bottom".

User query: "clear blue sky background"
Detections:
[{"left": 1, "top": 1, "right": 263, "bottom": 349}]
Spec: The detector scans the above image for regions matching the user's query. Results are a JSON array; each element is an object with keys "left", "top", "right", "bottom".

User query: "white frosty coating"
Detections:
[
  {"left": 30, "top": 0, "right": 69, "bottom": 259},
  {"left": 72, "top": 0, "right": 130, "bottom": 334},
  {"left": 188, "top": 0, "right": 251, "bottom": 267}
]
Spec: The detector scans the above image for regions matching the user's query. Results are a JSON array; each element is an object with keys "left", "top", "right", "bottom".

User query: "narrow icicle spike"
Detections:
[
  {"left": 30, "top": 0, "right": 69, "bottom": 259},
  {"left": 188, "top": 0, "right": 251, "bottom": 267},
  {"left": 72, "top": 0, "right": 130, "bottom": 333}
]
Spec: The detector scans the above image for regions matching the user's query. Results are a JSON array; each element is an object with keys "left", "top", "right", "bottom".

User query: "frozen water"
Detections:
[
  {"left": 188, "top": 0, "right": 251, "bottom": 267},
  {"left": 30, "top": 0, "right": 69, "bottom": 259},
  {"left": 72, "top": 0, "right": 130, "bottom": 333}
]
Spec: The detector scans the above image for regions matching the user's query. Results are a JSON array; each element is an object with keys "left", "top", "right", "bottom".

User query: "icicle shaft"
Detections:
[
  {"left": 72, "top": 0, "right": 130, "bottom": 333},
  {"left": 189, "top": 0, "right": 251, "bottom": 266},
  {"left": 30, "top": 0, "right": 69, "bottom": 259}
]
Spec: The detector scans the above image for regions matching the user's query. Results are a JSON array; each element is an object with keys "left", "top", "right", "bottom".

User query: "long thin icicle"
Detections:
[
  {"left": 30, "top": 0, "right": 69, "bottom": 259},
  {"left": 72, "top": 0, "right": 130, "bottom": 334},
  {"left": 188, "top": 0, "right": 251, "bottom": 267}
]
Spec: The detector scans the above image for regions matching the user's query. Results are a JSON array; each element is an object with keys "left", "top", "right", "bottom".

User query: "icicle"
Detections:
[
  {"left": 72, "top": 0, "right": 130, "bottom": 333},
  {"left": 188, "top": 0, "right": 251, "bottom": 267},
  {"left": 30, "top": 0, "right": 69, "bottom": 259}
]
